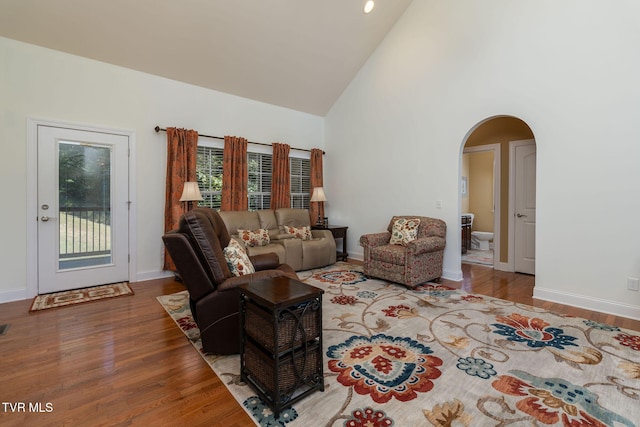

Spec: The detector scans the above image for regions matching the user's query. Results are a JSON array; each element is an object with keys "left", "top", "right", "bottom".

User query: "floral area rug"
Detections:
[{"left": 157, "top": 262, "right": 640, "bottom": 427}]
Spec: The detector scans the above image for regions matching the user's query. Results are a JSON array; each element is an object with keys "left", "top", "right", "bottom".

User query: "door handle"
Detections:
[
  {"left": 516, "top": 213, "right": 527, "bottom": 218},
  {"left": 40, "top": 216, "right": 57, "bottom": 222}
]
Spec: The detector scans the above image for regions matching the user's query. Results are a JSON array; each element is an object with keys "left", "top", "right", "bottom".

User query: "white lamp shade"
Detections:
[
  {"left": 310, "top": 187, "right": 327, "bottom": 202},
  {"left": 179, "top": 181, "right": 203, "bottom": 201}
]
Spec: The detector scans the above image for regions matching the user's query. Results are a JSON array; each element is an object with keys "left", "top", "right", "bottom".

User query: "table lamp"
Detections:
[
  {"left": 179, "top": 181, "right": 203, "bottom": 211},
  {"left": 310, "top": 187, "right": 327, "bottom": 226}
]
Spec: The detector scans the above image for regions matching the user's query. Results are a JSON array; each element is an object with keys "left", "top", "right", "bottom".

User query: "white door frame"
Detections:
[
  {"left": 462, "top": 143, "right": 502, "bottom": 270},
  {"left": 26, "top": 118, "right": 137, "bottom": 298},
  {"left": 508, "top": 138, "right": 536, "bottom": 273}
]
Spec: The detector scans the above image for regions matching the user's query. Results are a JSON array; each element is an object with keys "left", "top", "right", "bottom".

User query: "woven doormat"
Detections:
[{"left": 29, "top": 282, "right": 134, "bottom": 312}]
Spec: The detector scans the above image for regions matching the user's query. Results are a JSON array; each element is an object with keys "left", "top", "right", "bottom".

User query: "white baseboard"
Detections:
[
  {"left": 0, "top": 288, "right": 29, "bottom": 304},
  {"left": 495, "top": 261, "right": 512, "bottom": 272},
  {"left": 135, "top": 270, "right": 174, "bottom": 283},
  {"left": 534, "top": 287, "right": 640, "bottom": 322},
  {"left": 443, "top": 268, "right": 463, "bottom": 282},
  {"left": 0, "top": 271, "right": 173, "bottom": 305},
  {"left": 349, "top": 249, "right": 364, "bottom": 261}
]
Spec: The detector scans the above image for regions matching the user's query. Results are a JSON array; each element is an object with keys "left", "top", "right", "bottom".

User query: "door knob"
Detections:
[
  {"left": 41, "top": 216, "right": 50, "bottom": 222},
  {"left": 516, "top": 213, "right": 527, "bottom": 218}
]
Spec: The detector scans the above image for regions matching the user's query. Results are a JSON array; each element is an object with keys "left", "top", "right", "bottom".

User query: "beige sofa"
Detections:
[{"left": 218, "top": 208, "right": 336, "bottom": 271}]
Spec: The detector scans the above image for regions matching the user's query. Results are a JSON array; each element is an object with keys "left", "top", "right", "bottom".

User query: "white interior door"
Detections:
[
  {"left": 513, "top": 141, "right": 536, "bottom": 275},
  {"left": 37, "top": 125, "right": 130, "bottom": 293}
]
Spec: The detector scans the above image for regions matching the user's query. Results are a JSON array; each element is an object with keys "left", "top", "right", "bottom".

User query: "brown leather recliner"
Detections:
[{"left": 162, "top": 207, "right": 298, "bottom": 355}]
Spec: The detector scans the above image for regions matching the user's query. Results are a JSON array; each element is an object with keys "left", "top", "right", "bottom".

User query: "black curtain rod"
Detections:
[{"left": 154, "top": 126, "right": 324, "bottom": 154}]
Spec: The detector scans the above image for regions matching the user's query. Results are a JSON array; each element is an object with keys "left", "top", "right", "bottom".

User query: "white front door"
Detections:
[
  {"left": 513, "top": 141, "right": 536, "bottom": 275},
  {"left": 37, "top": 125, "right": 130, "bottom": 293}
]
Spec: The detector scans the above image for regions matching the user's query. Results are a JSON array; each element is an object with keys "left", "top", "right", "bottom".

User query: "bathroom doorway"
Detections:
[
  {"left": 462, "top": 144, "right": 500, "bottom": 268},
  {"left": 460, "top": 116, "right": 536, "bottom": 272}
]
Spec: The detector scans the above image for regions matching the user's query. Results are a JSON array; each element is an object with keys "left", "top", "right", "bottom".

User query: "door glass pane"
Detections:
[{"left": 58, "top": 141, "right": 112, "bottom": 270}]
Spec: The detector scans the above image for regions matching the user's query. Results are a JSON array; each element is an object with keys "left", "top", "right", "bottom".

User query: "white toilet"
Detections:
[
  {"left": 464, "top": 213, "right": 494, "bottom": 251},
  {"left": 471, "top": 231, "right": 493, "bottom": 251}
]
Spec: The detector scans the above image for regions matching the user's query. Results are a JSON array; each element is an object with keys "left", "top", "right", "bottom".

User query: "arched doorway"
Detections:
[{"left": 460, "top": 116, "right": 536, "bottom": 274}]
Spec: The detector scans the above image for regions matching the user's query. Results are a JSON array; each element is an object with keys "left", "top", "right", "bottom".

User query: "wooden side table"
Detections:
[
  {"left": 312, "top": 225, "right": 348, "bottom": 261},
  {"left": 238, "top": 276, "right": 324, "bottom": 417}
]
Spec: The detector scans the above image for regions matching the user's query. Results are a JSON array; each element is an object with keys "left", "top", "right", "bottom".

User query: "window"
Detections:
[
  {"left": 196, "top": 143, "right": 311, "bottom": 210},
  {"left": 290, "top": 157, "right": 310, "bottom": 209},
  {"left": 196, "top": 144, "right": 310, "bottom": 211},
  {"left": 196, "top": 145, "right": 223, "bottom": 209},
  {"left": 248, "top": 152, "right": 272, "bottom": 210}
]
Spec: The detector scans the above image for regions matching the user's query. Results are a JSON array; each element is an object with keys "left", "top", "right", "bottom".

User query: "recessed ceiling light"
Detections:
[{"left": 364, "top": 0, "right": 375, "bottom": 14}]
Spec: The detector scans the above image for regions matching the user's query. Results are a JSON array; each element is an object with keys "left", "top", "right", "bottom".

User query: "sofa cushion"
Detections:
[
  {"left": 237, "top": 228, "right": 271, "bottom": 247},
  {"left": 284, "top": 225, "right": 313, "bottom": 241},
  {"left": 223, "top": 239, "right": 256, "bottom": 276},
  {"left": 370, "top": 244, "right": 407, "bottom": 265},
  {"left": 218, "top": 210, "right": 261, "bottom": 238},
  {"left": 275, "top": 208, "right": 311, "bottom": 229},
  {"left": 257, "top": 210, "right": 280, "bottom": 239},
  {"left": 389, "top": 217, "right": 421, "bottom": 246},
  {"left": 245, "top": 242, "right": 287, "bottom": 265},
  {"left": 419, "top": 217, "right": 447, "bottom": 239}
]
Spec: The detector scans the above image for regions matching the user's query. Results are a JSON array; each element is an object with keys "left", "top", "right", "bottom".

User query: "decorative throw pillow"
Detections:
[
  {"left": 284, "top": 225, "right": 313, "bottom": 241},
  {"left": 389, "top": 218, "right": 421, "bottom": 246},
  {"left": 237, "top": 228, "right": 271, "bottom": 247},
  {"left": 223, "top": 239, "right": 255, "bottom": 276}
]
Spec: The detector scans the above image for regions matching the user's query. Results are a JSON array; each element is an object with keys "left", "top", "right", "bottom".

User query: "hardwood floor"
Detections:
[
  {"left": 1, "top": 263, "right": 638, "bottom": 426},
  {"left": 454, "top": 263, "right": 640, "bottom": 331},
  {"left": 0, "top": 278, "right": 252, "bottom": 427}
]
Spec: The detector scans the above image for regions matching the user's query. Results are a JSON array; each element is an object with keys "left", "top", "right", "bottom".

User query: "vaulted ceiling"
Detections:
[{"left": 0, "top": 0, "right": 412, "bottom": 116}]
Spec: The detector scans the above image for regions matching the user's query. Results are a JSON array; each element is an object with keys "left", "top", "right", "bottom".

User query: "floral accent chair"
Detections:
[{"left": 360, "top": 216, "right": 446, "bottom": 288}]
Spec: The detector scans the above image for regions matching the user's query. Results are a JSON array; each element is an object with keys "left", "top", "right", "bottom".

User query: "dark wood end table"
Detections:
[
  {"left": 312, "top": 225, "right": 348, "bottom": 261},
  {"left": 238, "top": 276, "right": 324, "bottom": 417}
]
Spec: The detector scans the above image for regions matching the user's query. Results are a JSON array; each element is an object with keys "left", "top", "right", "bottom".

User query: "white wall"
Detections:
[
  {"left": 0, "top": 36, "right": 323, "bottom": 302},
  {"left": 3, "top": 1, "right": 640, "bottom": 320},
  {"left": 325, "top": 0, "right": 640, "bottom": 319}
]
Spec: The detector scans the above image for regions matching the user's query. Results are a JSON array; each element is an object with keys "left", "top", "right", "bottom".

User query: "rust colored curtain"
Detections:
[
  {"left": 309, "top": 148, "right": 324, "bottom": 224},
  {"left": 221, "top": 135, "right": 248, "bottom": 211},
  {"left": 164, "top": 127, "right": 199, "bottom": 270},
  {"left": 270, "top": 142, "right": 291, "bottom": 210}
]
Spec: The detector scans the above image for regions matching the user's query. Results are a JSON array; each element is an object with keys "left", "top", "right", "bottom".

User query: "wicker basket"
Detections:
[
  {"left": 244, "top": 340, "right": 322, "bottom": 399},
  {"left": 245, "top": 300, "right": 321, "bottom": 352}
]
